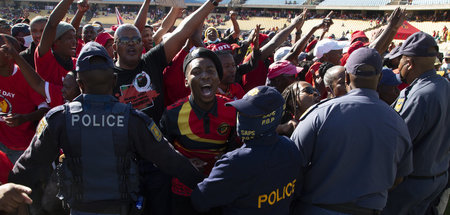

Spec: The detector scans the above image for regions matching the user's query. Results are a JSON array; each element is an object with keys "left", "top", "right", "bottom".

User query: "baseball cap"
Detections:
[
  {"left": 206, "top": 43, "right": 232, "bottom": 52},
  {"left": 0, "top": 19, "right": 10, "bottom": 31},
  {"left": 76, "top": 42, "right": 114, "bottom": 73},
  {"left": 385, "top": 46, "right": 402, "bottom": 60},
  {"left": 55, "top": 22, "right": 75, "bottom": 41},
  {"left": 350, "top": 30, "right": 368, "bottom": 44},
  {"left": 397, "top": 31, "right": 438, "bottom": 57},
  {"left": 274, "top": 46, "right": 291, "bottom": 62},
  {"left": 267, "top": 60, "right": 303, "bottom": 79},
  {"left": 379, "top": 68, "right": 402, "bottom": 86},
  {"left": 226, "top": 86, "right": 285, "bottom": 116},
  {"left": 11, "top": 23, "right": 30, "bottom": 37},
  {"left": 345, "top": 47, "right": 382, "bottom": 76},
  {"left": 183, "top": 47, "right": 223, "bottom": 80},
  {"left": 314, "top": 39, "right": 345, "bottom": 60},
  {"left": 95, "top": 32, "right": 114, "bottom": 47}
]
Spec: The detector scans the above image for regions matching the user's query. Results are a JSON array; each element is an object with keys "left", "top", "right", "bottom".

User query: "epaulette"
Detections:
[
  {"left": 130, "top": 109, "right": 163, "bottom": 142},
  {"left": 130, "top": 109, "right": 153, "bottom": 125},
  {"left": 299, "top": 98, "right": 333, "bottom": 121},
  {"left": 45, "top": 105, "right": 65, "bottom": 119}
]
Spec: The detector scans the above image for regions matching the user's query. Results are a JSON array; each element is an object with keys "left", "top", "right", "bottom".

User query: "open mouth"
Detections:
[{"left": 200, "top": 84, "right": 213, "bottom": 97}]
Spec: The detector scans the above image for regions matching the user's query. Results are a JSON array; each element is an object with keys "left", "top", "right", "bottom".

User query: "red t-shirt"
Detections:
[
  {"left": 217, "top": 83, "right": 245, "bottom": 100},
  {"left": 163, "top": 49, "right": 191, "bottom": 107},
  {"left": 242, "top": 60, "right": 268, "bottom": 93},
  {"left": 0, "top": 65, "right": 46, "bottom": 150},
  {"left": 0, "top": 150, "right": 12, "bottom": 184},
  {"left": 34, "top": 48, "right": 76, "bottom": 86},
  {"left": 45, "top": 82, "right": 64, "bottom": 108}
]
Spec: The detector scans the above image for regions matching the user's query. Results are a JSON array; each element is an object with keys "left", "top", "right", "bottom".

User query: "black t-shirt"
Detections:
[
  {"left": 19, "top": 42, "right": 37, "bottom": 69},
  {"left": 113, "top": 44, "right": 168, "bottom": 124}
]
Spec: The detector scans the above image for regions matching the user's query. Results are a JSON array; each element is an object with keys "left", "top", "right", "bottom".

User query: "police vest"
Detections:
[{"left": 60, "top": 95, "right": 139, "bottom": 207}]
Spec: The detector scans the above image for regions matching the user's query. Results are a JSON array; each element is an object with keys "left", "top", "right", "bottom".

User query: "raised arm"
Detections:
[
  {"left": 260, "top": 10, "right": 307, "bottom": 60},
  {"left": 369, "top": 7, "right": 406, "bottom": 54},
  {"left": 153, "top": 7, "right": 184, "bottom": 45},
  {"left": 284, "top": 15, "right": 329, "bottom": 65},
  {"left": 1, "top": 35, "right": 45, "bottom": 97},
  {"left": 134, "top": 0, "right": 151, "bottom": 32},
  {"left": 229, "top": 11, "right": 240, "bottom": 39},
  {"left": 319, "top": 11, "right": 333, "bottom": 41},
  {"left": 71, "top": 0, "right": 89, "bottom": 34},
  {"left": 38, "top": 0, "right": 75, "bottom": 56},
  {"left": 163, "top": 0, "right": 222, "bottom": 64}
]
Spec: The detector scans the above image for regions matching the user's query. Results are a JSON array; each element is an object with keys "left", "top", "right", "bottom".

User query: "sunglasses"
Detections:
[{"left": 116, "top": 36, "right": 141, "bottom": 46}]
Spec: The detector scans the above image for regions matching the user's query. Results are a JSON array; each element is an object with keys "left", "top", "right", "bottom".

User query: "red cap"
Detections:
[
  {"left": 350, "top": 31, "right": 368, "bottom": 44},
  {"left": 95, "top": 32, "right": 114, "bottom": 47},
  {"left": 305, "top": 39, "right": 318, "bottom": 53},
  {"left": 110, "top": 25, "right": 118, "bottom": 32},
  {"left": 206, "top": 43, "right": 232, "bottom": 51}
]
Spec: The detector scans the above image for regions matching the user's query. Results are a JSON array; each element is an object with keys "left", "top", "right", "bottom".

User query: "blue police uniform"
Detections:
[
  {"left": 384, "top": 69, "right": 450, "bottom": 215},
  {"left": 290, "top": 88, "right": 412, "bottom": 214},
  {"left": 9, "top": 42, "right": 203, "bottom": 215},
  {"left": 10, "top": 94, "right": 203, "bottom": 215},
  {"left": 190, "top": 86, "right": 303, "bottom": 215}
]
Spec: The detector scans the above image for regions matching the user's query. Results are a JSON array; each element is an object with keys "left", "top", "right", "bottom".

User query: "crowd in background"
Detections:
[{"left": 0, "top": 0, "right": 449, "bottom": 214}]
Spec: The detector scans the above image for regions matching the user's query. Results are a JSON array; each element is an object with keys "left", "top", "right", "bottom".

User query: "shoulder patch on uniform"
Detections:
[
  {"left": 45, "top": 105, "right": 65, "bottom": 118},
  {"left": 148, "top": 120, "right": 163, "bottom": 142},
  {"left": 394, "top": 98, "right": 405, "bottom": 112},
  {"left": 299, "top": 98, "right": 332, "bottom": 121},
  {"left": 36, "top": 117, "right": 48, "bottom": 139}
]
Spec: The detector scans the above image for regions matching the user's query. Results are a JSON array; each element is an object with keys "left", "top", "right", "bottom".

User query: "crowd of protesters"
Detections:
[{"left": 0, "top": 0, "right": 449, "bottom": 214}]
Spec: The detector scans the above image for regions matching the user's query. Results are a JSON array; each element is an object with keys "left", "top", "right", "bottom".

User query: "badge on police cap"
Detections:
[
  {"left": 394, "top": 98, "right": 405, "bottom": 112},
  {"left": 247, "top": 88, "right": 260, "bottom": 96},
  {"left": 148, "top": 121, "right": 162, "bottom": 142},
  {"left": 36, "top": 117, "right": 48, "bottom": 139}
]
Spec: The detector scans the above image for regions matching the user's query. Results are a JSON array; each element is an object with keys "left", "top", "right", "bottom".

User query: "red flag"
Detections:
[{"left": 115, "top": 7, "right": 124, "bottom": 25}]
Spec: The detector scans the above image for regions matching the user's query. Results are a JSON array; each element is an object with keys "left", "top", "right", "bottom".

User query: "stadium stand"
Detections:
[
  {"left": 185, "top": 0, "right": 231, "bottom": 4},
  {"left": 412, "top": 0, "right": 450, "bottom": 5},
  {"left": 244, "top": 0, "right": 306, "bottom": 5},
  {"left": 319, "top": 0, "right": 390, "bottom": 6}
]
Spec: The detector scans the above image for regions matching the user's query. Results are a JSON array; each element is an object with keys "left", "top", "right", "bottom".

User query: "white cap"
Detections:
[
  {"left": 314, "top": 39, "right": 345, "bottom": 59},
  {"left": 274, "top": 46, "right": 291, "bottom": 62}
]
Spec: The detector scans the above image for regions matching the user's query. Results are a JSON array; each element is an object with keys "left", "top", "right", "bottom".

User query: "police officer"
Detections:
[
  {"left": 384, "top": 32, "right": 450, "bottom": 215},
  {"left": 9, "top": 42, "right": 204, "bottom": 215},
  {"left": 190, "top": 86, "right": 302, "bottom": 215},
  {"left": 290, "top": 47, "right": 413, "bottom": 215}
]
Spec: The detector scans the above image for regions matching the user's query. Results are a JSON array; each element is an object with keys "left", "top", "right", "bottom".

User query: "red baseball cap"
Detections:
[
  {"left": 351, "top": 31, "right": 368, "bottom": 44},
  {"left": 95, "top": 32, "right": 114, "bottom": 47}
]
